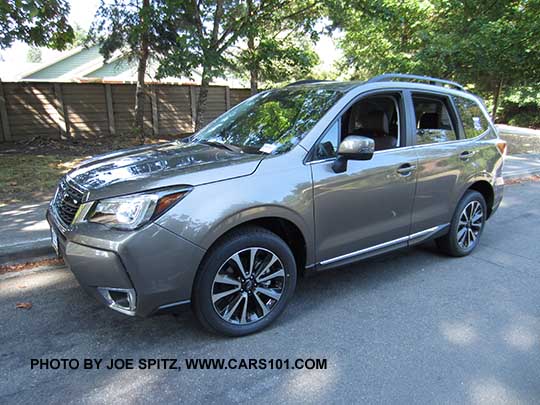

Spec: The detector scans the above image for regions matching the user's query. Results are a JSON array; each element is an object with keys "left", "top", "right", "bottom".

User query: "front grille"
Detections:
[{"left": 53, "top": 179, "right": 84, "bottom": 226}]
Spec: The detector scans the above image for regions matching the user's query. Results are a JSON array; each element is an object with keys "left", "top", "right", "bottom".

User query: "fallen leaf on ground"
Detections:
[
  {"left": 0, "top": 258, "right": 63, "bottom": 275},
  {"left": 506, "top": 174, "right": 540, "bottom": 185},
  {"left": 16, "top": 302, "right": 32, "bottom": 310}
]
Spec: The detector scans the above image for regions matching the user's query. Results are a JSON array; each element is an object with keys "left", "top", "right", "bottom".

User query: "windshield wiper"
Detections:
[{"left": 198, "top": 140, "right": 243, "bottom": 153}]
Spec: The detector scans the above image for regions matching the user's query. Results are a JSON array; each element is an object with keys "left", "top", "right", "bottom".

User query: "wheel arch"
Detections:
[
  {"left": 461, "top": 179, "right": 495, "bottom": 218},
  {"left": 199, "top": 206, "right": 312, "bottom": 275}
]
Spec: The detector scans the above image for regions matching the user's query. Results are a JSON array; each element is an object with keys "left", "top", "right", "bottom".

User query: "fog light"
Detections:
[{"left": 97, "top": 287, "right": 136, "bottom": 316}]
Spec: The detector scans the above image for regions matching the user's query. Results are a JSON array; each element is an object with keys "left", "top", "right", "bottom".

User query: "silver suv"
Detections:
[{"left": 47, "top": 74, "right": 506, "bottom": 336}]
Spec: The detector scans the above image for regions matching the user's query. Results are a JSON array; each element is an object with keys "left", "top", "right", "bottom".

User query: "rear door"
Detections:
[{"left": 407, "top": 92, "right": 467, "bottom": 235}]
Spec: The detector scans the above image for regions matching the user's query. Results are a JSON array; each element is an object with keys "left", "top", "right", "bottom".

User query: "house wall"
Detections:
[{"left": 0, "top": 82, "right": 251, "bottom": 142}]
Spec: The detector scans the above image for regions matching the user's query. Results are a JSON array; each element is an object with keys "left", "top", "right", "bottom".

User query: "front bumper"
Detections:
[{"left": 47, "top": 209, "right": 206, "bottom": 317}]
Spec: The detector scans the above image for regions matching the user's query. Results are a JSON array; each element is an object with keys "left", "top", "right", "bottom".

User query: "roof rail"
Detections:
[
  {"left": 367, "top": 74, "right": 465, "bottom": 91},
  {"left": 286, "top": 79, "right": 331, "bottom": 87}
]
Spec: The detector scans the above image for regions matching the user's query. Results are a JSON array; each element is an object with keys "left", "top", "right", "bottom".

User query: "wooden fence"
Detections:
[{"left": 0, "top": 81, "right": 251, "bottom": 142}]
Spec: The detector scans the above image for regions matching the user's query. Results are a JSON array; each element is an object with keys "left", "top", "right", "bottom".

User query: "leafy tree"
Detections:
[
  {"left": 67, "top": 24, "right": 89, "bottom": 49},
  {"left": 157, "top": 0, "right": 254, "bottom": 130},
  {"left": 27, "top": 46, "right": 42, "bottom": 63},
  {"left": 419, "top": 0, "right": 540, "bottom": 119},
  {"left": 0, "top": 0, "right": 74, "bottom": 49},
  {"left": 89, "top": 0, "right": 186, "bottom": 139},
  {"left": 329, "top": 0, "right": 431, "bottom": 78},
  {"left": 158, "top": 0, "right": 310, "bottom": 130},
  {"left": 329, "top": 0, "right": 540, "bottom": 120},
  {"left": 235, "top": 0, "right": 321, "bottom": 94}
]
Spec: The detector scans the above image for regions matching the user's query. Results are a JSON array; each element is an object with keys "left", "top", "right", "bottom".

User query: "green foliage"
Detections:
[
  {"left": 0, "top": 0, "right": 74, "bottom": 49},
  {"left": 67, "top": 24, "right": 89, "bottom": 49},
  {"left": 236, "top": 34, "right": 320, "bottom": 87},
  {"left": 232, "top": 0, "right": 322, "bottom": 90},
  {"left": 332, "top": 0, "right": 432, "bottom": 78},
  {"left": 26, "top": 46, "right": 42, "bottom": 63},
  {"left": 329, "top": 0, "right": 540, "bottom": 124},
  {"left": 88, "top": 0, "right": 179, "bottom": 63},
  {"left": 499, "top": 86, "right": 540, "bottom": 128}
]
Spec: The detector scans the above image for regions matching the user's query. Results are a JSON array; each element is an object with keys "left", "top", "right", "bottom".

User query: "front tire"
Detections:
[
  {"left": 436, "top": 190, "right": 487, "bottom": 257},
  {"left": 192, "top": 227, "right": 297, "bottom": 336}
]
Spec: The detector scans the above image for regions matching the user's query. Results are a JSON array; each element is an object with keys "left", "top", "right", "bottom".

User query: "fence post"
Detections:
[
  {"left": 105, "top": 84, "right": 116, "bottom": 136},
  {"left": 225, "top": 86, "right": 231, "bottom": 110},
  {"left": 0, "top": 81, "right": 12, "bottom": 141},
  {"left": 189, "top": 85, "right": 197, "bottom": 132},
  {"left": 151, "top": 85, "right": 159, "bottom": 137},
  {"left": 53, "top": 83, "right": 70, "bottom": 139}
]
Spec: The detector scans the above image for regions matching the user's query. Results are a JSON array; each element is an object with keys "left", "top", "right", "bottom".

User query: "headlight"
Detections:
[{"left": 74, "top": 188, "right": 191, "bottom": 230}]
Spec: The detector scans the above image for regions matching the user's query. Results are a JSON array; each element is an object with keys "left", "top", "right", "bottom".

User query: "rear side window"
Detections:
[
  {"left": 412, "top": 95, "right": 457, "bottom": 144},
  {"left": 453, "top": 96, "right": 489, "bottom": 139}
]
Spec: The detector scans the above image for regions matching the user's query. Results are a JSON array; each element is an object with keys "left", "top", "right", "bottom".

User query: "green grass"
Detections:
[{"left": 0, "top": 154, "right": 84, "bottom": 203}]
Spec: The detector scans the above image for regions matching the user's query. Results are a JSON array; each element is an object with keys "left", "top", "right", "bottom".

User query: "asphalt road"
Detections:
[{"left": 2, "top": 181, "right": 540, "bottom": 404}]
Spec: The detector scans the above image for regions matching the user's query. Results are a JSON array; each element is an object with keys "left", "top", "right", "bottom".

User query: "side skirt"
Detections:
[{"left": 310, "top": 223, "right": 450, "bottom": 272}]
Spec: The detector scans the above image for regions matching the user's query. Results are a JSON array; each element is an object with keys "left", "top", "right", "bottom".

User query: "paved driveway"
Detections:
[{"left": 2, "top": 181, "right": 540, "bottom": 404}]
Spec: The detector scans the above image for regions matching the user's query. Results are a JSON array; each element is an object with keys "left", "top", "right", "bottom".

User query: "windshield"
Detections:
[{"left": 193, "top": 87, "right": 344, "bottom": 154}]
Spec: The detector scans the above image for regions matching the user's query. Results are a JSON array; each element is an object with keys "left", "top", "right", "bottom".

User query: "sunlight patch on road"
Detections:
[
  {"left": 284, "top": 361, "right": 337, "bottom": 402},
  {"left": 469, "top": 377, "right": 523, "bottom": 404},
  {"left": 0, "top": 268, "right": 71, "bottom": 299},
  {"left": 440, "top": 320, "right": 477, "bottom": 346},
  {"left": 21, "top": 219, "right": 50, "bottom": 231},
  {"left": 502, "top": 315, "right": 539, "bottom": 351}
]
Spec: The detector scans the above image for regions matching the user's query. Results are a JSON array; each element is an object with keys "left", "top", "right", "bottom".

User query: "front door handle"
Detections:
[
  {"left": 397, "top": 163, "right": 416, "bottom": 176},
  {"left": 460, "top": 151, "right": 475, "bottom": 160}
]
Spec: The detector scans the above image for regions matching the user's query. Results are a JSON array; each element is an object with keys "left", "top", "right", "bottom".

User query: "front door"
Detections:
[{"left": 309, "top": 92, "right": 418, "bottom": 266}]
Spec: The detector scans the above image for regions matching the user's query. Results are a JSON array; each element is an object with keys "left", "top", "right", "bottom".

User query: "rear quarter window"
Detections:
[{"left": 453, "top": 96, "right": 491, "bottom": 139}]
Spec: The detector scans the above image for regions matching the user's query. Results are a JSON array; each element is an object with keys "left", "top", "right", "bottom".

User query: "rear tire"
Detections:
[
  {"left": 192, "top": 227, "right": 297, "bottom": 336},
  {"left": 436, "top": 190, "right": 487, "bottom": 257}
]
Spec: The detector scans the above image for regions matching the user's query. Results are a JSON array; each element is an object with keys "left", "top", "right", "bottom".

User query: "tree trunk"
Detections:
[
  {"left": 250, "top": 68, "right": 258, "bottom": 96},
  {"left": 492, "top": 78, "right": 503, "bottom": 122},
  {"left": 247, "top": 0, "right": 258, "bottom": 96},
  {"left": 134, "top": 0, "right": 150, "bottom": 143},
  {"left": 195, "top": 69, "right": 210, "bottom": 131},
  {"left": 248, "top": 35, "right": 258, "bottom": 95}
]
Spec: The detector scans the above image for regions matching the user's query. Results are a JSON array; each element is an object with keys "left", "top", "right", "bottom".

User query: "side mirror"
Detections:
[{"left": 332, "top": 135, "right": 375, "bottom": 173}]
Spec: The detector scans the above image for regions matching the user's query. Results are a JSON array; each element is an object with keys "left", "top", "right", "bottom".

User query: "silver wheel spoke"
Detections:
[
  {"left": 255, "top": 255, "right": 278, "bottom": 281},
  {"left": 214, "top": 274, "right": 241, "bottom": 286},
  {"left": 240, "top": 294, "right": 248, "bottom": 324},
  {"left": 258, "top": 268, "right": 285, "bottom": 283},
  {"left": 256, "top": 286, "right": 282, "bottom": 301},
  {"left": 469, "top": 228, "right": 477, "bottom": 242},
  {"left": 457, "top": 227, "right": 467, "bottom": 243},
  {"left": 212, "top": 287, "right": 240, "bottom": 303},
  {"left": 471, "top": 212, "right": 483, "bottom": 224},
  {"left": 222, "top": 294, "right": 243, "bottom": 321},
  {"left": 253, "top": 291, "right": 269, "bottom": 316},
  {"left": 231, "top": 253, "right": 248, "bottom": 278},
  {"left": 248, "top": 248, "right": 257, "bottom": 277}
]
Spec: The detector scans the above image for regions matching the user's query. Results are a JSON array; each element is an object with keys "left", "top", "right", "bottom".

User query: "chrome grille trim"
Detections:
[{"left": 52, "top": 179, "right": 84, "bottom": 227}]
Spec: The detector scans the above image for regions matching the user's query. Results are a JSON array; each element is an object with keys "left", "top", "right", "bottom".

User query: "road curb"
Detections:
[{"left": 0, "top": 239, "right": 55, "bottom": 266}]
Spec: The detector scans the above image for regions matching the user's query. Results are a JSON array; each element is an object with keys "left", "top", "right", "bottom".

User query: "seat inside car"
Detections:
[
  {"left": 342, "top": 97, "right": 399, "bottom": 151},
  {"left": 419, "top": 112, "right": 440, "bottom": 129}
]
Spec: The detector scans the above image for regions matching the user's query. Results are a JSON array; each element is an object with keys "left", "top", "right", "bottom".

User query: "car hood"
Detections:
[{"left": 66, "top": 141, "right": 263, "bottom": 200}]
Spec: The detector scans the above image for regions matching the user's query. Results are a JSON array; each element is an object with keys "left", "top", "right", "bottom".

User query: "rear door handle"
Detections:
[
  {"left": 397, "top": 163, "right": 416, "bottom": 176},
  {"left": 460, "top": 151, "right": 475, "bottom": 160}
]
